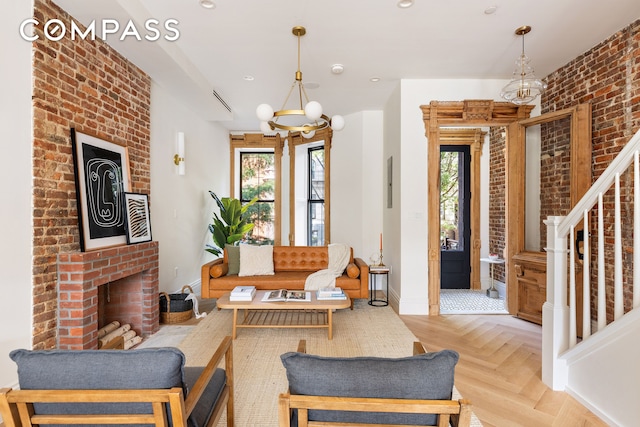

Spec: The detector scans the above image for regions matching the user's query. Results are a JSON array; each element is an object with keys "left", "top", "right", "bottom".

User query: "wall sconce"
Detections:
[{"left": 174, "top": 132, "right": 185, "bottom": 175}]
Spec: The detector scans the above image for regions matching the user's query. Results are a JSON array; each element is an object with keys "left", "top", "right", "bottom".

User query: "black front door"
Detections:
[{"left": 440, "top": 145, "right": 471, "bottom": 289}]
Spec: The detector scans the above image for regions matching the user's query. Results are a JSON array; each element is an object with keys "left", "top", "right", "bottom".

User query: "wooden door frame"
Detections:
[
  {"left": 506, "top": 105, "right": 592, "bottom": 318},
  {"left": 420, "top": 100, "right": 534, "bottom": 315}
]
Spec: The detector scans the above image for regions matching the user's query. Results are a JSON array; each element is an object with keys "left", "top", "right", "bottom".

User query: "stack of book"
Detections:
[
  {"left": 229, "top": 285, "right": 256, "bottom": 301},
  {"left": 316, "top": 286, "right": 347, "bottom": 300}
]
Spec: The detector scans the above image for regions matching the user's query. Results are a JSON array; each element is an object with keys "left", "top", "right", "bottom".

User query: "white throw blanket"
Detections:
[
  {"left": 304, "top": 243, "right": 351, "bottom": 291},
  {"left": 185, "top": 293, "right": 207, "bottom": 319}
]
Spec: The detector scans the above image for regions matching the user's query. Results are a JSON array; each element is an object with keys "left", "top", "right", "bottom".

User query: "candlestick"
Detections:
[{"left": 379, "top": 233, "right": 382, "bottom": 251}]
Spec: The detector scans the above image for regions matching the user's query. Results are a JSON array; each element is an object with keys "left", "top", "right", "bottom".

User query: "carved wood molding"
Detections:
[{"left": 420, "top": 100, "right": 534, "bottom": 125}]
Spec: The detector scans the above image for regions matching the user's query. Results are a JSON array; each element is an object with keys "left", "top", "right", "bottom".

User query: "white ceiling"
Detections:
[{"left": 53, "top": 0, "right": 640, "bottom": 132}]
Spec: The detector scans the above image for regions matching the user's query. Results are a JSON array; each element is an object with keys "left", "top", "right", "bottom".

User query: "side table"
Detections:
[
  {"left": 369, "top": 266, "right": 390, "bottom": 306},
  {"left": 480, "top": 257, "right": 505, "bottom": 299}
]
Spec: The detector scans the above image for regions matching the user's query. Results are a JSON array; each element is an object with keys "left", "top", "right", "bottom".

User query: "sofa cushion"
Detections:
[
  {"left": 225, "top": 244, "right": 240, "bottom": 275},
  {"left": 273, "top": 246, "right": 330, "bottom": 272},
  {"left": 239, "top": 244, "right": 274, "bottom": 276},
  {"left": 280, "top": 349, "right": 459, "bottom": 425},
  {"left": 10, "top": 347, "right": 186, "bottom": 426},
  {"left": 345, "top": 263, "right": 359, "bottom": 278}
]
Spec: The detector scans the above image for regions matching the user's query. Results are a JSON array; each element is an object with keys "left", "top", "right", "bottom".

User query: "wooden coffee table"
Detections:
[{"left": 216, "top": 290, "right": 351, "bottom": 340}]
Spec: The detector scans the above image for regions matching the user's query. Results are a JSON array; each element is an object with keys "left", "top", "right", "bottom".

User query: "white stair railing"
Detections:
[{"left": 544, "top": 128, "right": 640, "bottom": 389}]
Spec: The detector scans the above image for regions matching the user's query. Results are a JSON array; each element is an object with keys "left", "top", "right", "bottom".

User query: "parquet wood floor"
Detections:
[{"left": 400, "top": 313, "right": 609, "bottom": 427}]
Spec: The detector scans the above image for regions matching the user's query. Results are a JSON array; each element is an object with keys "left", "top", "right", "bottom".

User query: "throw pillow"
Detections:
[
  {"left": 210, "top": 263, "right": 228, "bottom": 279},
  {"left": 238, "top": 244, "right": 274, "bottom": 276},
  {"left": 345, "top": 263, "right": 359, "bottom": 278},
  {"left": 280, "top": 349, "right": 459, "bottom": 425},
  {"left": 225, "top": 244, "right": 240, "bottom": 275}
]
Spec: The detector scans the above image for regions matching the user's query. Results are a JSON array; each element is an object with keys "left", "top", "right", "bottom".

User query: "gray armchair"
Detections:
[
  {"left": 0, "top": 336, "right": 234, "bottom": 427},
  {"left": 279, "top": 340, "right": 471, "bottom": 427}
]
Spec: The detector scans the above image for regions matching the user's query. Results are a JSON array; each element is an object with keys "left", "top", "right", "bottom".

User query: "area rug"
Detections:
[{"left": 177, "top": 298, "right": 482, "bottom": 426}]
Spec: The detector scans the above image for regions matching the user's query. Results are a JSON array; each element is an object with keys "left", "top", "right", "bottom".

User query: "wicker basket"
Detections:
[{"left": 160, "top": 285, "right": 194, "bottom": 324}]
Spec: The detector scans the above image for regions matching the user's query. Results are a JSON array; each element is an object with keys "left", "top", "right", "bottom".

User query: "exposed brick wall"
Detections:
[
  {"left": 543, "top": 19, "right": 640, "bottom": 321},
  {"left": 539, "top": 118, "right": 572, "bottom": 250},
  {"left": 488, "top": 127, "right": 506, "bottom": 282},
  {"left": 32, "top": 0, "right": 151, "bottom": 349}
]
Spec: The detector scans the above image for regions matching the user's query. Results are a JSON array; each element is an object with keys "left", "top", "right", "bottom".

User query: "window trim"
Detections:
[{"left": 229, "top": 133, "right": 284, "bottom": 245}]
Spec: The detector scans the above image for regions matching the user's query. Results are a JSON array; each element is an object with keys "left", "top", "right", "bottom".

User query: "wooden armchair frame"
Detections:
[
  {"left": 0, "top": 336, "right": 234, "bottom": 427},
  {"left": 278, "top": 340, "right": 471, "bottom": 427}
]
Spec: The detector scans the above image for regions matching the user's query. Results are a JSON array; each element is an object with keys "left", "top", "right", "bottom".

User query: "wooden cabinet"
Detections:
[{"left": 512, "top": 252, "right": 546, "bottom": 324}]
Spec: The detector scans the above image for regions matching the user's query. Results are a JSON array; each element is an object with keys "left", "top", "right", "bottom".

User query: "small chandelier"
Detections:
[
  {"left": 256, "top": 26, "right": 344, "bottom": 138},
  {"left": 500, "top": 25, "right": 547, "bottom": 105}
]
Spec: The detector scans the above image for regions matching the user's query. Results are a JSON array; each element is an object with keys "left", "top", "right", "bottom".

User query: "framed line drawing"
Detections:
[
  {"left": 124, "top": 193, "right": 152, "bottom": 244},
  {"left": 71, "top": 128, "right": 131, "bottom": 251}
]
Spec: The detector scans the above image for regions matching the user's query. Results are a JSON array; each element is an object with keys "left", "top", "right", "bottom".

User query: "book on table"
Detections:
[
  {"left": 261, "top": 289, "right": 311, "bottom": 302},
  {"left": 316, "top": 287, "right": 346, "bottom": 300},
  {"left": 229, "top": 285, "right": 256, "bottom": 301}
]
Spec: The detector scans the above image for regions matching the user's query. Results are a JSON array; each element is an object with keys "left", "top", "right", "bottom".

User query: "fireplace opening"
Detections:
[{"left": 57, "top": 242, "right": 159, "bottom": 350}]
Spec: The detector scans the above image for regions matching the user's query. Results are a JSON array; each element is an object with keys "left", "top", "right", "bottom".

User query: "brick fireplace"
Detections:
[{"left": 57, "top": 241, "right": 159, "bottom": 350}]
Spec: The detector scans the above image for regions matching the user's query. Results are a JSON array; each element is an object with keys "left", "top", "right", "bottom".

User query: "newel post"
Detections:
[{"left": 542, "top": 216, "right": 570, "bottom": 390}]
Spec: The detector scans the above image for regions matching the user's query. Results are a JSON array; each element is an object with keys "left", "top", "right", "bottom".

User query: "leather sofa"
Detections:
[{"left": 201, "top": 246, "right": 369, "bottom": 300}]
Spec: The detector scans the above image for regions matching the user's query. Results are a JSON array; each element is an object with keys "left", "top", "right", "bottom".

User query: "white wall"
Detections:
[
  {"left": 563, "top": 310, "right": 640, "bottom": 426},
  {"left": 149, "top": 82, "right": 230, "bottom": 293},
  {"left": 395, "top": 79, "right": 515, "bottom": 314},
  {"left": 0, "top": 1, "right": 34, "bottom": 391},
  {"left": 331, "top": 111, "right": 384, "bottom": 259},
  {"left": 382, "top": 85, "right": 402, "bottom": 303}
]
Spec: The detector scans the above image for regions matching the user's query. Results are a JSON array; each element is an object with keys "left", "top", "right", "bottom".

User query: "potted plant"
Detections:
[{"left": 205, "top": 191, "right": 257, "bottom": 256}]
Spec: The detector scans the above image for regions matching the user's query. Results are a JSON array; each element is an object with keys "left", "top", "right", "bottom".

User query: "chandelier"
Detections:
[
  {"left": 256, "top": 26, "right": 344, "bottom": 138},
  {"left": 500, "top": 25, "right": 547, "bottom": 105}
]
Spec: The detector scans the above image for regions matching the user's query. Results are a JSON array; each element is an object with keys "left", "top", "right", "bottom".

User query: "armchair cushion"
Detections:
[
  {"left": 280, "top": 349, "right": 459, "bottom": 425},
  {"left": 184, "top": 366, "right": 227, "bottom": 427},
  {"left": 10, "top": 347, "right": 227, "bottom": 427}
]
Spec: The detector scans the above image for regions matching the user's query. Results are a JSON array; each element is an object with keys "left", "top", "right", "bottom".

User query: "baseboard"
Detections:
[
  {"left": 564, "top": 386, "right": 618, "bottom": 426},
  {"left": 173, "top": 279, "right": 201, "bottom": 297}
]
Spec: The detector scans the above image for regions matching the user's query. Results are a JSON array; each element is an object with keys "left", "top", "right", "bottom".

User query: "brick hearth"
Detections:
[{"left": 57, "top": 241, "right": 159, "bottom": 350}]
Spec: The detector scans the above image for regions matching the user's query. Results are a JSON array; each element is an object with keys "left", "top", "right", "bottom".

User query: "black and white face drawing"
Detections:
[{"left": 82, "top": 143, "right": 126, "bottom": 238}]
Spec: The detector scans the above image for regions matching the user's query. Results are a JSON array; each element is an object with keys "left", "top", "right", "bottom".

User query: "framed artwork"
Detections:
[
  {"left": 124, "top": 193, "right": 152, "bottom": 244},
  {"left": 71, "top": 128, "right": 131, "bottom": 251}
]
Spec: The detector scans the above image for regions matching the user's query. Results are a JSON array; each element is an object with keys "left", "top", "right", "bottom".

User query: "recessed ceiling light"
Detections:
[
  {"left": 484, "top": 5, "right": 497, "bottom": 14},
  {"left": 243, "top": 75, "right": 254, "bottom": 81},
  {"left": 397, "top": 0, "right": 414, "bottom": 8},
  {"left": 331, "top": 64, "right": 344, "bottom": 74},
  {"left": 370, "top": 77, "right": 381, "bottom": 82},
  {"left": 304, "top": 82, "right": 320, "bottom": 90},
  {"left": 200, "top": 0, "right": 216, "bottom": 9}
]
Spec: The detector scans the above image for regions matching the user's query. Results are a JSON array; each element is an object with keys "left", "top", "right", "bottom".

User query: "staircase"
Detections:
[{"left": 544, "top": 128, "right": 640, "bottom": 426}]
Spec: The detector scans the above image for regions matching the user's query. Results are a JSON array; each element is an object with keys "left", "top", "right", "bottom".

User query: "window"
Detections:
[
  {"left": 240, "top": 151, "right": 275, "bottom": 245},
  {"left": 307, "top": 146, "right": 325, "bottom": 246},
  {"left": 229, "top": 131, "right": 330, "bottom": 247}
]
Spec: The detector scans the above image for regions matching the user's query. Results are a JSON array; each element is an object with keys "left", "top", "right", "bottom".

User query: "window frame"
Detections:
[
  {"left": 229, "top": 134, "right": 284, "bottom": 246},
  {"left": 307, "top": 146, "right": 325, "bottom": 246},
  {"left": 239, "top": 151, "right": 276, "bottom": 245}
]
